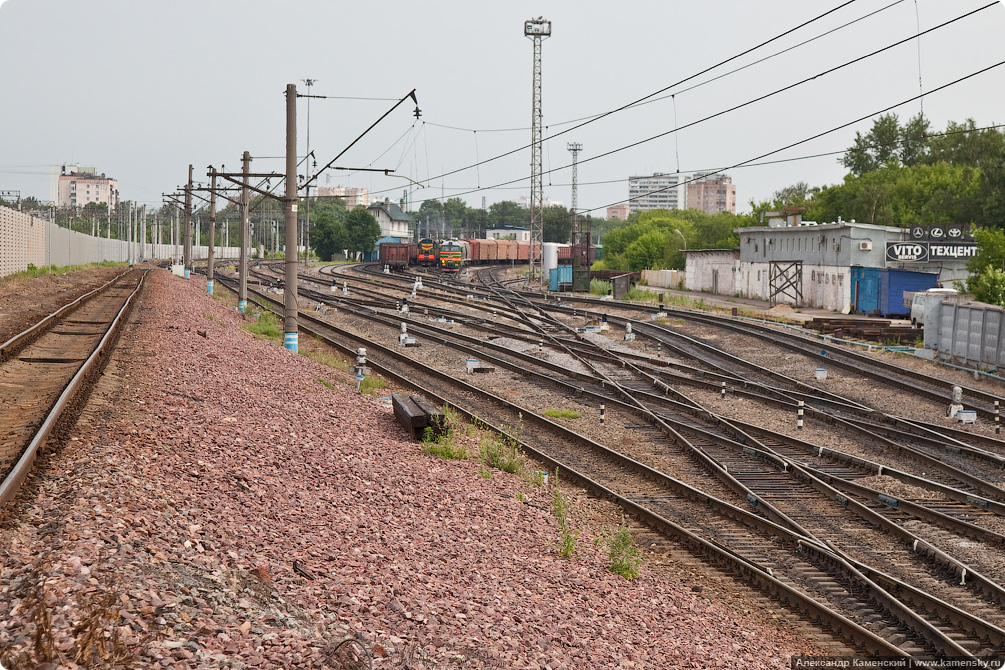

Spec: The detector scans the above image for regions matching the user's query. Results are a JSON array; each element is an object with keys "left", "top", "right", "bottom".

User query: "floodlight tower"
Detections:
[
  {"left": 525, "top": 16, "right": 550, "bottom": 282},
  {"left": 567, "top": 141, "right": 581, "bottom": 238}
]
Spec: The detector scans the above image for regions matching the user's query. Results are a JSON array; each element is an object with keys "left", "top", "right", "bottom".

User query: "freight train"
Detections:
[{"left": 377, "top": 239, "right": 584, "bottom": 271}]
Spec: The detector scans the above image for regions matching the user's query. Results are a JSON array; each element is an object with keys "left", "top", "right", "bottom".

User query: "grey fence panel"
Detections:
[
  {"left": 969, "top": 307, "right": 984, "bottom": 363},
  {"left": 953, "top": 307, "right": 970, "bottom": 360},
  {"left": 984, "top": 309, "right": 1001, "bottom": 368},
  {"left": 937, "top": 303, "right": 954, "bottom": 353},
  {"left": 934, "top": 301, "right": 1005, "bottom": 370}
]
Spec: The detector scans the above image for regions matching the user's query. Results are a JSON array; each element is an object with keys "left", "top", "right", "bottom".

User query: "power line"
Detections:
[
  {"left": 385, "top": 2, "right": 997, "bottom": 206},
  {"left": 581, "top": 59, "right": 1005, "bottom": 216},
  {"left": 411, "top": 0, "right": 864, "bottom": 186},
  {"left": 423, "top": 0, "right": 906, "bottom": 135}
]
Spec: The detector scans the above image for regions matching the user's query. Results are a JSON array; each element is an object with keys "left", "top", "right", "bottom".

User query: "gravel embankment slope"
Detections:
[{"left": 0, "top": 269, "right": 815, "bottom": 669}]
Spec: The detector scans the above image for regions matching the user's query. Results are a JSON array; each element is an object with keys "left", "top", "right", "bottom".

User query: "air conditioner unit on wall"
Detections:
[{"left": 859, "top": 240, "right": 873, "bottom": 251}]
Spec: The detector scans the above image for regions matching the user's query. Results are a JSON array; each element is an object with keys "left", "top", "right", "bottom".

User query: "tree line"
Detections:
[{"left": 758, "top": 115, "right": 1005, "bottom": 227}]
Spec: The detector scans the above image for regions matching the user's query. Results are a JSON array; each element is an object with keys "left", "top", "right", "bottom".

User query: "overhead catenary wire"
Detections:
[
  {"left": 409, "top": 0, "right": 864, "bottom": 186},
  {"left": 380, "top": 2, "right": 998, "bottom": 205},
  {"left": 387, "top": 121, "right": 1005, "bottom": 194},
  {"left": 423, "top": 0, "right": 906, "bottom": 136},
  {"left": 404, "top": 60, "right": 1005, "bottom": 212},
  {"left": 580, "top": 59, "right": 1005, "bottom": 217}
]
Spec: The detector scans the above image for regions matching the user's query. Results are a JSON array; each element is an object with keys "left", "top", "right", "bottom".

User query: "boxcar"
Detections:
[
  {"left": 497, "top": 240, "right": 517, "bottom": 262},
  {"left": 379, "top": 242, "right": 416, "bottom": 270},
  {"left": 516, "top": 240, "right": 530, "bottom": 261}
]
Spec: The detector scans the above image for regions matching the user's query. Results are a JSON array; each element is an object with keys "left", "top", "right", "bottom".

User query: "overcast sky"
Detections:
[{"left": 1, "top": 0, "right": 1003, "bottom": 217}]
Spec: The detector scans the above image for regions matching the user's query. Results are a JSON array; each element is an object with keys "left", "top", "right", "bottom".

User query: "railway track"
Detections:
[
  {"left": 0, "top": 269, "right": 147, "bottom": 506},
  {"left": 227, "top": 269, "right": 1005, "bottom": 659}
]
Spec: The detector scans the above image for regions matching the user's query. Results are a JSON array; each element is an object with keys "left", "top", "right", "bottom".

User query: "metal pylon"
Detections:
[{"left": 525, "top": 17, "right": 550, "bottom": 282}]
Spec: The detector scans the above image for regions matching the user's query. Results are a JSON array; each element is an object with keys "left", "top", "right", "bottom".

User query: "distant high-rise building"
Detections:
[
  {"left": 627, "top": 172, "right": 683, "bottom": 212},
  {"left": 53, "top": 164, "right": 119, "bottom": 209},
  {"left": 318, "top": 186, "right": 369, "bottom": 209},
  {"left": 685, "top": 172, "right": 736, "bottom": 215},
  {"left": 607, "top": 204, "right": 631, "bottom": 220}
]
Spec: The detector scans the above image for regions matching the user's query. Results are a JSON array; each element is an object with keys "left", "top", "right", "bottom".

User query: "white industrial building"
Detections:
[{"left": 684, "top": 210, "right": 974, "bottom": 313}]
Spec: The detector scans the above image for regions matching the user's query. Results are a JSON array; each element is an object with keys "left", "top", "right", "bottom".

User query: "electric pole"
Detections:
[
  {"left": 207, "top": 168, "right": 217, "bottom": 294},
  {"left": 183, "top": 164, "right": 193, "bottom": 276},
  {"left": 302, "top": 78, "right": 316, "bottom": 267},
  {"left": 525, "top": 16, "right": 550, "bottom": 283},
  {"left": 284, "top": 83, "right": 299, "bottom": 351},
  {"left": 240, "top": 151, "right": 250, "bottom": 313}
]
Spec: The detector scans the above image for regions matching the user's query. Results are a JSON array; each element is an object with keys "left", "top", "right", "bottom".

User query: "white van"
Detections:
[{"left": 910, "top": 288, "right": 958, "bottom": 327}]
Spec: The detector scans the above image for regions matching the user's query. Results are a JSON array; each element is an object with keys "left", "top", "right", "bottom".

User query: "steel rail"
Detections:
[
  {"left": 0, "top": 270, "right": 132, "bottom": 362},
  {"left": 0, "top": 270, "right": 148, "bottom": 506}
]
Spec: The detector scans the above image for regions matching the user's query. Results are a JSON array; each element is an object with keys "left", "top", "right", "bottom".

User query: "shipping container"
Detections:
[
  {"left": 879, "top": 268, "right": 938, "bottom": 317},
  {"left": 851, "top": 267, "right": 937, "bottom": 316},
  {"left": 548, "top": 264, "right": 573, "bottom": 291}
]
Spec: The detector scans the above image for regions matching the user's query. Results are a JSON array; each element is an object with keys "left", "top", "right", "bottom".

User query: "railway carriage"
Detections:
[{"left": 378, "top": 242, "right": 417, "bottom": 270}]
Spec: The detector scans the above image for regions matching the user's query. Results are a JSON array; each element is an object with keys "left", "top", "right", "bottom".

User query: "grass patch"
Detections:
[
  {"left": 544, "top": 408, "right": 581, "bottom": 419},
  {"left": 9, "top": 261, "right": 124, "bottom": 280},
  {"left": 552, "top": 469, "right": 579, "bottom": 559},
  {"left": 317, "top": 377, "right": 335, "bottom": 390},
  {"left": 604, "top": 517, "right": 642, "bottom": 579},
  {"left": 479, "top": 433, "right": 525, "bottom": 475},
  {"left": 421, "top": 425, "right": 468, "bottom": 460},
  {"left": 302, "top": 348, "right": 351, "bottom": 373},
  {"left": 243, "top": 309, "right": 283, "bottom": 341},
  {"left": 359, "top": 375, "right": 386, "bottom": 394},
  {"left": 590, "top": 278, "right": 612, "bottom": 296},
  {"left": 622, "top": 286, "right": 660, "bottom": 302}
]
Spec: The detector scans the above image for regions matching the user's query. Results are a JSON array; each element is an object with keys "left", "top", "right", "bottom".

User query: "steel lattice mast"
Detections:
[
  {"left": 567, "top": 141, "right": 581, "bottom": 239},
  {"left": 525, "top": 17, "right": 550, "bottom": 282}
]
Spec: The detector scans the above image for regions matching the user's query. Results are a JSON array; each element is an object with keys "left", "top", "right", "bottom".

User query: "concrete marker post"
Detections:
[
  {"left": 797, "top": 400, "right": 804, "bottom": 430},
  {"left": 997, "top": 400, "right": 1000, "bottom": 436},
  {"left": 721, "top": 381, "right": 726, "bottom": 400},
  {"left": 600, "top": 403, "right": 605, "bottom": 425}
]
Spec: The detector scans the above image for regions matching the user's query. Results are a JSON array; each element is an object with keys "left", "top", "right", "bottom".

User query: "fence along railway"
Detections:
[
  {"left": 223, "top": 262, "right": 1005, "bottom": 660},
  {"left": 0, "top": 269, "right": 146, "bottom": 506}
]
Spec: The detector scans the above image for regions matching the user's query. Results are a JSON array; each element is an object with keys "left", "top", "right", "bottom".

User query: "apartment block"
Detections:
[
  {"left": 318, "top": 186, "right": 369, "bottom": 209},
  {"left": 685, "top": 172, "right": 736, "bottom": 215},
  {"left": 627, "top": 172, "right": 683, "bottom": 212},
  {"left": 54, "top": 164, "right": 119, "bottom": 209}
]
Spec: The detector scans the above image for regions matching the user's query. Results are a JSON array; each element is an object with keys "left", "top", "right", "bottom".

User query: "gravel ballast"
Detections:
[{"left": 0, "top": 269, "right": 816, "bottom": 669}]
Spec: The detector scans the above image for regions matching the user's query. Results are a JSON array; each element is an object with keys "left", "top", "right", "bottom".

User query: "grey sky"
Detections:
[{"left": 1, "top": 0, "right": 1003, "bottom": 217}]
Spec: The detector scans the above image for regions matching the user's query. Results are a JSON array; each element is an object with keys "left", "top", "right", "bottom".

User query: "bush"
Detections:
[
  {"left": 552, "top": 469, "right": 578, "bottom": 559},
  {"left": 607, "top": 518, "right": 642, "bottom": 579},
  {"left": 421, "top": 425, "right": 468, "bottom": 460},
  {"left": 590, "top": 279, "right": 612, "bottom": 296},
  {"left": 479, "top": 434, "right": 525, "bottom": 474}
]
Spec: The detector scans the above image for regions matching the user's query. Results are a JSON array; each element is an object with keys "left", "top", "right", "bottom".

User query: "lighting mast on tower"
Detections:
[{"left": 525, "top": 16, "right": 550, "bottom": 283}]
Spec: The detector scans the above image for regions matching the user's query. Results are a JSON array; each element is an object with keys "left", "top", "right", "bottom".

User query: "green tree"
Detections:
[
  {"left": 900, "top": 113, "right": 932, "bottom": 166},
  {"left": 487, "top": 201, "right": 528, "bottom": 230},
  {"left": 624, "top": 229, "right": 669, "bottom": 271},
  {"left": 311, "top": 200, "right": 348, "bottom": 260},
  {"left": 966, "top": 266, "right": 1005, "bottom": 306},
  {"left": 967, "top": 226, "right": 1005, "bottom": 276},
  {"left": 443, "top": 197, "right": 467, "bottom": 235},
  {"left": 841, "top": 113, "right": 902, "bottom": 175},
  {"left": 345, "top": 206, "right": 381, "bottom": 255},
  {"left": 543, "top": 205, "right": 572, "bottom": 243}
]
